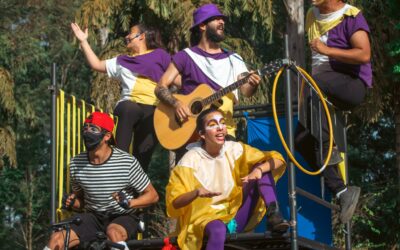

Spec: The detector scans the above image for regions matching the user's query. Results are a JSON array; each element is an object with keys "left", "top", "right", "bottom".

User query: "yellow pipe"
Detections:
[
  {"left": 77, "top": 105, "right": 81, "bottom": 154},
  {"left": 72, "top": 96, "right": 76, "bottom": 158},
  {"left": 66, "top": 101, "right": 71, "bottom": 194},
  {"left": 82, "top": 100, "right": 86, "bottom": 152},
  {"left": 58, "top": 91, "right": 65, "bottom": 212}
]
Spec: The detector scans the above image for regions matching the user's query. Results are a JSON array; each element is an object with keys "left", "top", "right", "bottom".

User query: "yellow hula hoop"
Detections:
[{"left": 271, "top": 66, "right": 334, "bottom": 175}]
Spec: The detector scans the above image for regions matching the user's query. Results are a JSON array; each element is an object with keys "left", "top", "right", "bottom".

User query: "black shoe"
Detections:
[
  {"left": 327, "top": 147, "right": 343, "bottom": 166},
  {"left": 266, "top": 202, "right": 290, "bottom": 235},
  {"left": 339, "top": 186, "right": 361, "bottom": 223}
]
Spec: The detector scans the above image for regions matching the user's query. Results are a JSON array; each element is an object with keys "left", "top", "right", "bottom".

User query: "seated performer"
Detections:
[
  {"left": 166, "top": 108, "right": 289, "bottom": 250},
  {"left": 44, "top": 112, "right": 159, "bottom": 250},
  {"left": 295, "top": 0, "right": 372, "bottom": 223},
  {"left": 71, "top": 22, "right": 171, "bottom": 172}
]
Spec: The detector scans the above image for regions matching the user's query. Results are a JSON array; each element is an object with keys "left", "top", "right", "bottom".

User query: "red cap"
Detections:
[{"left": 84, "top": 112, "right": 114, "bottom": 132}]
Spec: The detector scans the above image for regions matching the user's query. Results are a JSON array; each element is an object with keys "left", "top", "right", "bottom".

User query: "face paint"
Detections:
[{"left": 205, "top": 114, "right": 226, "bottom": 130}]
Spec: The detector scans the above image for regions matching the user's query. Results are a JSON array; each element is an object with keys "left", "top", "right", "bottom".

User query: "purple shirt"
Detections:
[
  {"left": 326, "top": 12, "right": 372, "bottom": 87},
  {"left": 117, "top": 48, "right": 171, "bottom": 82},
  {"left": 172, "top": 46, "right": 235, "bottom": 94}
]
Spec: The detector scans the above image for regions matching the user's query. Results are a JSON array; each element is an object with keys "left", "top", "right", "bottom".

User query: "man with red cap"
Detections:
[
  {"left": 44, "top": 112, "right": 159, "bottom": 250},
  {"left": 155, "top": 3, "right": 261, "bottom": 161}
]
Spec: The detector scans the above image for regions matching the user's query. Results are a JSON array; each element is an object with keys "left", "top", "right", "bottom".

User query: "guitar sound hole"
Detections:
[{"left": 191, "top": 101, "right": 203, "bottom": 115}]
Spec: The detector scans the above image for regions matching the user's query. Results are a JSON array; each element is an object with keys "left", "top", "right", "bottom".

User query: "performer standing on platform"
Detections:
[
  {"left": 44, "top": 112, "right": 158, "bottom": 250},
  {"left": 71, "top": 22, "right": 171, "bottom": 172},
  {"left": 295, "top": 0, "right": 372, "bottom": 223},
  {"left": 155, "top": 3, "right": 261, "bottom": 158},
  {"left": 166, "top": 109, "right": 289, "bottom": 250}
]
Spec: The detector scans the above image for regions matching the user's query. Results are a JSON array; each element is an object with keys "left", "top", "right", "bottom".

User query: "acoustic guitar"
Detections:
[{"left": 154, "top": 59, "right": 286, "bottom": 150}]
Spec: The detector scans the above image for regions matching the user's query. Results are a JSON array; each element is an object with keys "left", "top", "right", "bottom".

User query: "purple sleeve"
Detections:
[
  {"left": 348, "top": 12, "right": 370, "bottom": 38},
  {"left": 161, "top": 49, "right": 172, "bottom": 71},
  {"left": 172, "top": 50, "right": 189, "bottom": 73}
]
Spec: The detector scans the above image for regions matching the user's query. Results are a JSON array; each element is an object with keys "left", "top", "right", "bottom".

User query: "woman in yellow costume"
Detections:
[{"left": 166, "top": 108, "right": 289, "bottom": 250}]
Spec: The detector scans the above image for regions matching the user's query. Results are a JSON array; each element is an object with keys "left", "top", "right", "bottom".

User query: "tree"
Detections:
[
  {"left": 0, "top": 68, "right": 16, "bottom": 168},
  {"left": 0, "top": 0, "right": 90, "bottom": 249},
  {"left": 283, "top": 0, "right": 305, "bottom": 68},
  {"left": 0, "top": 0, "right": 18, "bottom": 169}
]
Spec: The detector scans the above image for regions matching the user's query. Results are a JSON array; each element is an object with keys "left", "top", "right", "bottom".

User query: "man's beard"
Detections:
[{"left": 206, "top": 26, "right": 225, "bottom": 43}]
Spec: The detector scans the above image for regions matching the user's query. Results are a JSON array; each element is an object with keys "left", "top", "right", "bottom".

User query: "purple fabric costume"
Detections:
[
  {"left": 117, "top": 48, "right": 171, "bottom": 82},
  {"left": 172, "top": 46, "right": 236, "bottom": 94},
  {"left": 324, "top": 12, "right": 372, "bottom": 87}
]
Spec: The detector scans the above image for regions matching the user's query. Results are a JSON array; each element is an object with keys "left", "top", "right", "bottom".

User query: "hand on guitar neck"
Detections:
[{"left": 240, "top": 70, "right": 262, "bottom": 97}]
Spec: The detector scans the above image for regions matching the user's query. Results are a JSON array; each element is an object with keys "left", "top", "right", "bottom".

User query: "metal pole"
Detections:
[
  {"left": 50, "top": 63, "right": 57, "bottom": 224},
  {"left": 65, "top": 225, "right": 70, "bottom": 250},
  {"left": 284, "top": 34, "right": 298, "bottom": 250},
  {"left": 318, "top": 102, "right": 326, "bottom": 200},
  {"left": 343, "top": 114, "right": 352, "bottom": 250}
]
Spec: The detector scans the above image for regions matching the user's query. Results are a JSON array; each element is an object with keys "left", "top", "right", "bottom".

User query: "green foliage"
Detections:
[
  {"left": 0, "top": 0, "right": 90, "bottom": 249},
  {"left": 0, "top": 126, "right": 16, "bottom": 168},
  {"left": 145, "top": 145, "right": 171, "bottom": 237},
  {"left": 351, "top": 0, "right": 400, "bottom": 123},
  {"left": 337, "top": 111, "right": 400, "bottom": 249},
  {"left": 0, "top": 0, "right": 399, "bottom": 249}
]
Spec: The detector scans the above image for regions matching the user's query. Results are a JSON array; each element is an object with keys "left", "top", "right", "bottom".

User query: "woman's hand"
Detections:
[
  {"left": 172, "top": 186, "right": 221, "bottom": 209},
  {"left": 71, "top": 23, "right": 88, "bottom": 42}
]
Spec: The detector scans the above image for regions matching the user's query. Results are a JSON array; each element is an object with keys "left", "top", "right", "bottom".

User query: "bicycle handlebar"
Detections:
[{"left": 51, "top": 217, "right": 82, "bottom": 229}]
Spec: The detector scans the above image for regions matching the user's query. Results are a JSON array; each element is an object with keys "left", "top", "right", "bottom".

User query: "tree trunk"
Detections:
[
  {"left": 283, "top": 0, "right": 305, "bottom": 103},
  {"left": 283, "top": 0, "right": 306, "bottom": 68},
  {"left": 27, "top": 177, "right": 33, "bottom": 250},
  {"left": 22, "top": 167, "right": 34, "bottom": 250}
]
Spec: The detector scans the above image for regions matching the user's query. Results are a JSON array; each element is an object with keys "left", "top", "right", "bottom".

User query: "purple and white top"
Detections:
[
  {"left": 311, "top": 4, "right": 372, "bottom": 87},
  {"left": 106, "top": 48, "right": 171, "bottom": 105},
  {"left": 172, "top": 46, "right": 248, "bottom": 136},
  {"left": 172, "top": 46, "right": 248, "bottom": 97}
]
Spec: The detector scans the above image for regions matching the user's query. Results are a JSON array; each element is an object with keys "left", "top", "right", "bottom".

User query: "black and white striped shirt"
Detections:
[{"left": 70, "top": 147, "right": 150, "bottom": 215}]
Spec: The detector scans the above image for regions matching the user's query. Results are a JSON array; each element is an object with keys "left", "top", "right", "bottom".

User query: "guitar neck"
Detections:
[
  {"left": 201, "top": 74, "right": 253, "bottom": 106},
  {"left": 200, "top": 60, "right": 284, "bottom": 106}
]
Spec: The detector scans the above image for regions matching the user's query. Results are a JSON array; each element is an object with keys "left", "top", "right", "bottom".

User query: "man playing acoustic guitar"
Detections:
[{"left": 155, "top": 3, "right": 261, "bottom": 159}]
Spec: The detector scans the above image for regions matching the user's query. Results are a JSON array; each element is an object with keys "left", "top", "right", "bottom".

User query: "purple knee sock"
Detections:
[
  {"left": 258, "top": 171, "right": 278, "bottom": 206},
  {"left": 204, "top": 220, "right": 226, "bottom": 250},
  {"left": 234, "top": 172, "right": 278, "bottom": 232}
]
